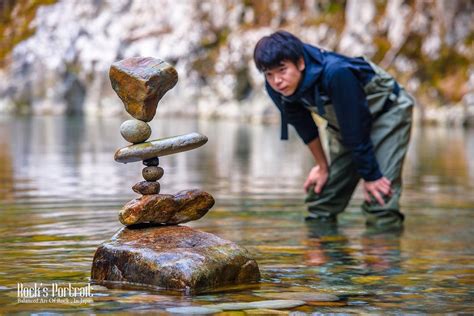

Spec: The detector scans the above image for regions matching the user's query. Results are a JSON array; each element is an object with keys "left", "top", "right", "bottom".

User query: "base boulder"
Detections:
[{"left": 91, "top": 225, "right": 260, "bottom": 291}]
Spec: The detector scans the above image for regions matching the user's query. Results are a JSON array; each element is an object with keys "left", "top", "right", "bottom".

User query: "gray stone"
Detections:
[
  {"left": 142, "top": 166, "right": 164, "bottom": 181},
  {"left": 119, "top": 119, "right": 152, "bottom": 143},
  {"left": 115, "top": 132, "right": 208, "bottom": 163},
  {"left": 119, "top": 189, "right": 214, "bottom": 226},
  {"left": 207, "top": 300, "right": 305, "bottom": 310},
  {"left": 166, "top": 306, "right": 222, "bottom": 314},
  {"left": 205, "top": 302, "right": 254, "bottom": 310},
  {"left": 249, "top": 300, "right": 305, "bottom": 309},
  {"left": 110, "top": 57, "right": 178, "bottom": 122},
  {"left": 132, "top": 181, "right": 160, "bottom": 195},
  {"left": 91, "top": 225, "right": 260, "bottom": 291},
  {"left": 244, "top": 309, "right": 290, "bottom": 315}
]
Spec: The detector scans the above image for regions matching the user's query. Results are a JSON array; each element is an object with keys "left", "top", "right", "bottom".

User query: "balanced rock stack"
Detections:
[{"left": 91, "top": 57, "right": 260, "bottom": 292}]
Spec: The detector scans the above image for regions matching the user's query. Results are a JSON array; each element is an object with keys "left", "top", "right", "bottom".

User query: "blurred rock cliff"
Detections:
[{"left": 1, "top": 0, "right": 473, "bottom": 125}]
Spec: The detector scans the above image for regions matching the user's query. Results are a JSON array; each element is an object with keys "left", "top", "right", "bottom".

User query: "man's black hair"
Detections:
[{"left": 253, "top": 30, "right": 304, "bottom": 72}]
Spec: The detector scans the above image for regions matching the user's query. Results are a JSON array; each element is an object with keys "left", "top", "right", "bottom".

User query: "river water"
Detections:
[{"left": 0, "top": 115, "right": 473, "bottom": 314}]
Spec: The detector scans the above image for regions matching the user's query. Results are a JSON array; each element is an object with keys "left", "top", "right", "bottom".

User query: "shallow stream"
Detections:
[{"left": 0, "top": 116, "right": 473, "bottom": 314}]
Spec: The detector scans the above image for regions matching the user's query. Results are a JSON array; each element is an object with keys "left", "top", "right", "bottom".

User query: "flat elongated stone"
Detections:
[
  {"left": 119, "top": 189, "right": 214, "bottom": 226},
  {"left": 110, "top": 57, "right": 178, "bottom": 122},
  {"left": 91, "top": 225, "right": 260, "bottom": 291},
  {"left": 115, "top": 132, "right": 207, "bottom": 163}
]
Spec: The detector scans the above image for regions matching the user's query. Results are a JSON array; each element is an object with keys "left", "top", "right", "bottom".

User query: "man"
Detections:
[{"left": 253, "top": 31, "right": 414, "bottom": 228}]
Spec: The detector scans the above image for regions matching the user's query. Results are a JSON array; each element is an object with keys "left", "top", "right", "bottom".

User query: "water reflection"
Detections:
[{"left": 0, "top": 115, "right": 473, "bottom": 314}]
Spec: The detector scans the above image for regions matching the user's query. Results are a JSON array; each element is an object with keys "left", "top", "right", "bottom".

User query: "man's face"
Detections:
[{"left": 264, "top": 58, "right": 305, "bottom": 96}]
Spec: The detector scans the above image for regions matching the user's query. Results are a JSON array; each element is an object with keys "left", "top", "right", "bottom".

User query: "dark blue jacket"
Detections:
[{"left": 265, "top": 44, "right": 383, "bottom": 181}]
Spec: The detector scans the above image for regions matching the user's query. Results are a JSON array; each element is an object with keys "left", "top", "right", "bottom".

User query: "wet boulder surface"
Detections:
[{"left": 91, "top": 225, "right": 260, "bottom": 291}]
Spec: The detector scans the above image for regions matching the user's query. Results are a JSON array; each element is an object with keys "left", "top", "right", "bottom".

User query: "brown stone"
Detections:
[
  {"left": 119, "top": 189, "right": 214, "bottom": 226},
  {"left": 132, "top": 181, "right": 161, "bottom": 195},
  {"left": 143, "top": 157, "right": 159, "bottom": 166},
  {"left": 142, "top": 166, "right": 164, "bottom": 181},
  {"left": 109, "top": 57, "right": 178, "bottom": 122},
  {"left": 91, "top": 225, "right": 260, "bottom": 291}
]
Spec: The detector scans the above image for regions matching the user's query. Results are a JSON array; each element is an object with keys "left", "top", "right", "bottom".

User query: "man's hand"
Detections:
[
  {"left": 363, "top": 176, "right": 393, "bottom": 205},
  {"left": 304, "top": 165, "right": 329, "bottom": 194}
]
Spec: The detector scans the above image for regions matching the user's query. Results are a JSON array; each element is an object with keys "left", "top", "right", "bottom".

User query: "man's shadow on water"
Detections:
[{"left": 303, "top": 220, "right": 404, "bottom": 276}]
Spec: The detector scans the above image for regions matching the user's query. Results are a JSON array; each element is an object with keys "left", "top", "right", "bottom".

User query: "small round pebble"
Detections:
[
  {"left": 142, "top": 166, "right": 164, "bottom": 181},
  {"left": 143, "top": 157, "right": 159, "bottom": 166},
  {"left": 132, "top": 181, "right": 160, "bottom": 195},
  {"left": 120, "top": 119, "right": 151, "bottom": 144}
]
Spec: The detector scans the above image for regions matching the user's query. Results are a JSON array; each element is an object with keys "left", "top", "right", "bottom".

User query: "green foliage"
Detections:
[
  {"left": 192, "top": 27, "right": 230, "bottom": 79},
  {"left": 372, "top": 36, "right": 391, "bottom": 63},
  {"left": 324, "top": 0, "right": 345, "bottom": 14},
  {"left": 303, "top": 0, "right": 345, "bottom": 33},
  {"left": 397, "top": 32, "right": 471, "bottom": 104}
]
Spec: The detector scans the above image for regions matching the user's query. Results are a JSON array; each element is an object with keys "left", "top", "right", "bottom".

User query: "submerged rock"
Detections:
[
  {"left": 257, "top": 292, "right": 340, "bottom": 302},
  {"left": 166, "top": 306, "right": 222, "bottom": 314},
  {"left": 109, "top": 57, "right": 178, "bottom": 122},
  {"left": 114, "top": 132, "right": 208, "bottom": 163},
  {"left": 119, "top": 189, "right": 214, "bottom": 226},
  {"left": 248, "top": 300, "right": 305, "bottom": 309},
  {"left": 244, "top": 309, "right": 290, "bottom": 315},
  {"left": 91, "top": 225, "right": 260, "bottom": 291},
  {"left": 206, "top": 299, "right": 305, "bottom": 310}
]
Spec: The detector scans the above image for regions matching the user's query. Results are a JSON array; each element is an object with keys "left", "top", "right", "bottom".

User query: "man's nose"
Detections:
[{"left": 274, "top": 75, "right": 283, "bottom": 84}]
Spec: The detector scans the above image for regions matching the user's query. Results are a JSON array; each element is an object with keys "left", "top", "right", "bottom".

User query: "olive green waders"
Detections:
[{"left": 304, "top": 60, "right": 414, "bottom": 227}]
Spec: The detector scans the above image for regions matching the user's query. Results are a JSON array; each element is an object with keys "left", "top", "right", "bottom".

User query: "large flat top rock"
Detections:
[
  {"left": 114, "top": 132, "right": 208, "bottom": 163},
  {"left": 91, "top": 225, "right": 260, "bottom": 291}
]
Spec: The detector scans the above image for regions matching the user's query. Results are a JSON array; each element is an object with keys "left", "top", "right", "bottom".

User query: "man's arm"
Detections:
[
  {"left": 264, "top": 89, "right": 329, "bottom": 194},
  {"left": 303, "top": 137, "right": 329, "bottom": 194}
]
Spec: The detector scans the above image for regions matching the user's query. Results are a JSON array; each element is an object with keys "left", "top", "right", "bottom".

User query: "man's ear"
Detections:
[{"left": 297, "top": 57, "right": 305, "bottom": 71}]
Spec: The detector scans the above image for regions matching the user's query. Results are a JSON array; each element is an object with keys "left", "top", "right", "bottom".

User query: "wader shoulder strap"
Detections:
[{"left": 373, "top": 81, "right": 401, "bottom": 121}]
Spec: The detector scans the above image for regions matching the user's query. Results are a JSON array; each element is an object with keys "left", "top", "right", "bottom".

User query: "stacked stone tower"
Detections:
[
  {"left": 91, "top": 57, "right": 260, "bottom": 292},
  {"left": 109, "top": 57, "right": 213, "bottom": 226}
]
